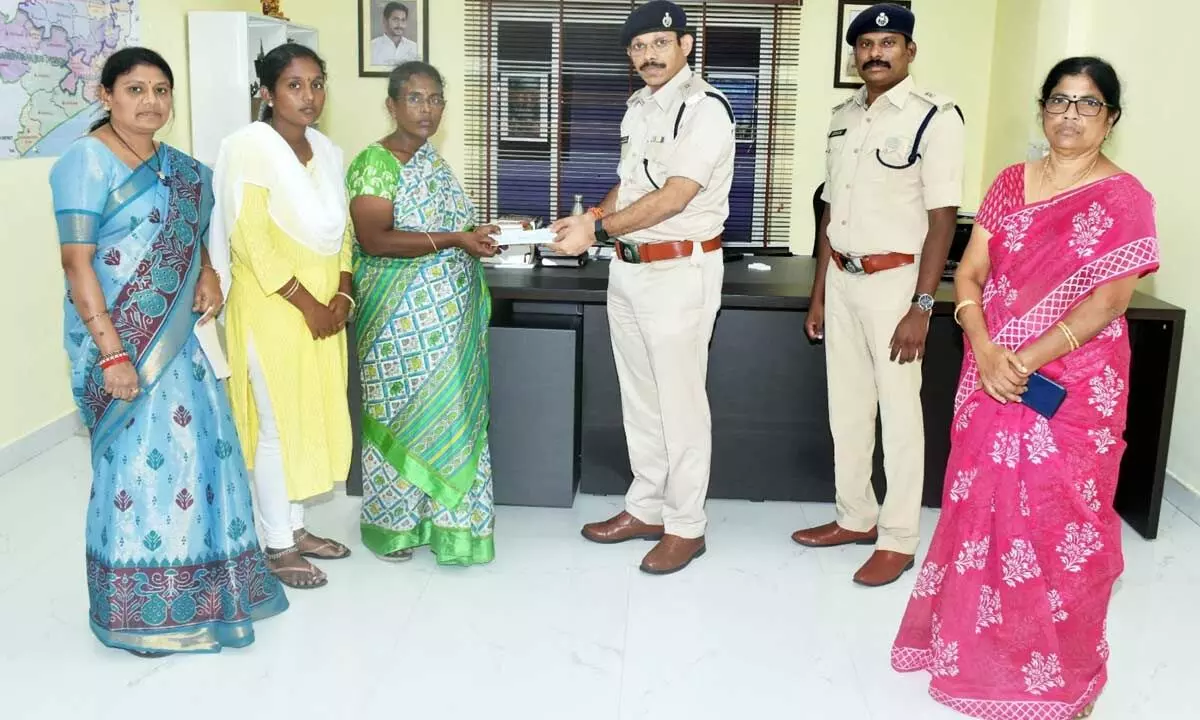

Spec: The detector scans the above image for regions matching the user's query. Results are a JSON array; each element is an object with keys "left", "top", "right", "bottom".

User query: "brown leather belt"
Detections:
[
  {"left": 616, "top": 236, "right": 722, "bottom": 264},
  {"left": 831, "top": 250, "right": 915, "bottom": 275}
]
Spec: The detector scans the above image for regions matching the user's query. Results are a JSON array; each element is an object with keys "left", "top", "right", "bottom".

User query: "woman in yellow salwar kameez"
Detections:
[{"left": 210, "top": 44, "right": 354, "bottom": 590}]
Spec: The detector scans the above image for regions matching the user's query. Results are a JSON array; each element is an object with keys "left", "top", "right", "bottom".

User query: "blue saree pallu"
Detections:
[{"left": 50, "top": 138, "right": 287, "bottom": 654}]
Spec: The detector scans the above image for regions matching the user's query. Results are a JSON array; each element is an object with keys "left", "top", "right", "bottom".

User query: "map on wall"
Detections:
[{"left": 0, "top": 0, "right": 140, "bottom": 159}]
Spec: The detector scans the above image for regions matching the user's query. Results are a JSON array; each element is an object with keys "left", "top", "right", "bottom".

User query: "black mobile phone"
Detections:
[{"left": 1022, "top": 371, "right": 1067, "bottom": 419}]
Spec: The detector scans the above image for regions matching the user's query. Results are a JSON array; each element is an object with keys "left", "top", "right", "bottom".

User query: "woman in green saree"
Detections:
[{"left": 346, "top": 61, "right": 501, "bottom": 565}]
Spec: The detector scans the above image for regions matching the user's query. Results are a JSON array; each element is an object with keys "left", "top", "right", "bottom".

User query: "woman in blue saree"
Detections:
[{"left": 50, "top": 47, "right": 287, "bottom": 656}]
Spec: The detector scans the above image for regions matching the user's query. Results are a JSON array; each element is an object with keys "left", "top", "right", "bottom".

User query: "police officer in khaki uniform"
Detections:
[
  {"left": 791, "top": 4, "right": 965, "bottom": 587},
  {"left": 550, "top": 0, "right": 735, "bottom": 575}
]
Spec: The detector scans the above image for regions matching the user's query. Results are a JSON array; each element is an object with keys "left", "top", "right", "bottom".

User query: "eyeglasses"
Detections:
[
  {"left": 1043, "top": 95, "right": 1109, "bottom": 117},
  {"left": 628, "top": 37, "right": 676, "bottom": 56},
  {"left": 403, "top": 92, "right": 444, "bottom": 108}
]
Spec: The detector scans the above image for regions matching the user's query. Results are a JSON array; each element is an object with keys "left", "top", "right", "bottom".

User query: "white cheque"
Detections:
[{"left": 489, "top": 227, "right": 557, "bottom": 246}]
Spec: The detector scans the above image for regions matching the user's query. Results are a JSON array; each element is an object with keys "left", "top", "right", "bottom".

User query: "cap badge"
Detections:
[
  {"left": 662, "top": 12, "right": 673, "bottom": 27},
  {"left": 876, "top": 12, "right": 890, "bottom": 27}
]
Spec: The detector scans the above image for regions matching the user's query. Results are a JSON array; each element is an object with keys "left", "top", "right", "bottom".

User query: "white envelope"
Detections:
[
  {"left": 490, "top": 227, "right": 556, "bottom": 246},
  {"left": 194, "top": 316, "right": 231, "bottom": 379}
]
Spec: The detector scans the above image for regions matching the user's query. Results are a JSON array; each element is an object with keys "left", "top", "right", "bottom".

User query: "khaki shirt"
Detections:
[
  {"left": 616, "top": 66, "right": 735, "bottom": 244},
  {"left": 823, "top": 75, "right": 965, "bottom": 256}
]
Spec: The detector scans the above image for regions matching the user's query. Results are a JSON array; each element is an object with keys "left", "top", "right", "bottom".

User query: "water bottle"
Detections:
[{"left": 571, "top": 194, "right": 585, "bottom": 216}]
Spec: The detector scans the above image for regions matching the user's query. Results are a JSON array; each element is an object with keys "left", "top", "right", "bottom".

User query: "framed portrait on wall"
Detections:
[
  {"left": 359, "top": 0, "right": 428, "bottom": 77},
  {"left": 833, "top": 0, "right": 911, "bottom": 89}
]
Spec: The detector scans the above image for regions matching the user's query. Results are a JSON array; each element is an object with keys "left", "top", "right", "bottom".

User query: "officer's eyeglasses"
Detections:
[
  {"left": 1042, "top": 95, "right": 1109, "bottom": 117},
  {"left": 403, "top": 92, "right": 444, "bottom": 108},
  {"left": 628, "top": 37, "right": 676, "bottom": 56}
]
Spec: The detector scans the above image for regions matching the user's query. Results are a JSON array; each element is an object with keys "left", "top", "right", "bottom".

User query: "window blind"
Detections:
[{"left": 462, "top": 0, "right": 803, "bottom": 246}]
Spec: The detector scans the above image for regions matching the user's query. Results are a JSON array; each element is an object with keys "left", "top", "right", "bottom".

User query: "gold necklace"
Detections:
[{"left": 1039, "top": 153, "right": 1099, "bottom": 196}]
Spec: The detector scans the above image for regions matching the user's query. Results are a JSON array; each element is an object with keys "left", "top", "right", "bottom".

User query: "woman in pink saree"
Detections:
[{"left": 891, "top": 57, "right": 1159, "bottom": 719}]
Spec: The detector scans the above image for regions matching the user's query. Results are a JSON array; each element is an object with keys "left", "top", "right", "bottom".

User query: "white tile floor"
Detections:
[{"left": 1, "top": 436, "right": 1197, "bottom": 719}]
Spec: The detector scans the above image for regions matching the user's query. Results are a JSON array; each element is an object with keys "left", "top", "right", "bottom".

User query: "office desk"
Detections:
[{"left": 346, "top": 256, "right": 1186, "bottom": 540}]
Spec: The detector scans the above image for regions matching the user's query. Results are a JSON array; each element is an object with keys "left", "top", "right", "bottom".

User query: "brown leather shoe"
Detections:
[
  {"left": 790, "top": 521, "right": 878, "bottom": 548},
  {"left": 853, "top": 550, "right": 916, "bottom": 587},
  {"left": 639, "top": 535, "right": 706, "bottom": 575},
  {"left": 581, "top": 511, "right": 665, "bottom": 545}
]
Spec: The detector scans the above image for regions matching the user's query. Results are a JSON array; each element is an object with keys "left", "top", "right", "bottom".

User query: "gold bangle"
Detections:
[
  {"left": 335, "top": 291, "right": 356, "bottom": 310},
  {"left": 424, "top": 231, "right": 437, "bottom": 253},
  {"left": 1063, "top": 322, "right": 1081, "bottom": 350},
  {"left": 953, "top": 299, "right": 979, "bottom": 326},
  {"left": 1057, "top": 321, "right": 1080, "bottom": 351},
  {"left": 280, "top": 278, "right": 300, "bottom": 300}
]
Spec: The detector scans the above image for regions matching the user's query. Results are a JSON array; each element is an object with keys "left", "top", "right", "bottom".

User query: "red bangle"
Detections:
[{"left": 99, "top": 352, "right": 130, "bottom": 369}]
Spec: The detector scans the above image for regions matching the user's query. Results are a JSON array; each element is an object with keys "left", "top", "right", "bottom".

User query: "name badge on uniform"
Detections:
[
  {"left": 828, "top": 129, "right": 847, "bottom": 138},
  {"left": 648, "top": 135, "right": 665, "bottom": 144}
]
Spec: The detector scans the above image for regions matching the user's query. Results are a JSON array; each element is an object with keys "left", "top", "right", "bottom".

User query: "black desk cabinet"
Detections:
[{"left": 345, "top": 256, "right": 1185, "bottom": 541}]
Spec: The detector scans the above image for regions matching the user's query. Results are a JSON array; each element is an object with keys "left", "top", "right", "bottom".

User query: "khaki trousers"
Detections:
[
  {"left": 824, "top": 261, "right": 923, "bottom": 554},
  {"left": 608, "top": 249, "right": 724, "bottom": 539}
]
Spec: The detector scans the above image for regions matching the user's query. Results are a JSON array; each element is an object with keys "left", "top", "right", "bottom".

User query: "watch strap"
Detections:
[{"left": 594, "top": 217, "right": 609, "bottom": 243}]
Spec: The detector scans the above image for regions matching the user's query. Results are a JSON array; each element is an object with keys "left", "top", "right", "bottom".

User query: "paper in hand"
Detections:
[
  {"left": 194, "top": 316, "right": 231, "bottom": 379},
  {"left": 490, "top": 227, "right": 556, "bottom": 246}
]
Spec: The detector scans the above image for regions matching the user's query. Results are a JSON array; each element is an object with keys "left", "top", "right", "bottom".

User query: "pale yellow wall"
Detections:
[
  {"left": 0, "top": 0, "right": 259, "bottom": 448},
  {"left": 0, "top": 159, "right": 70, "bottom": 447},
  {"left": 982, "top": 0, "right": 1041, "bottom": 181},
  {"left": 1076, "top": 0, "right": 1199, "bottom": 486}
]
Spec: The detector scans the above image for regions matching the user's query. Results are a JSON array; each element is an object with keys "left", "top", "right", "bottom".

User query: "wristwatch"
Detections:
[
  {"left": 913, "top": 293, "right": 935, "bottom": 313},
  {"left": 594, "top": 217, "right": 610, "bottom": 244}
]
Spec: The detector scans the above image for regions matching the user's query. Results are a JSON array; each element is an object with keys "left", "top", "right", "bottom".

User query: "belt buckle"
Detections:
[
  {"left": 844, "top": 256, "right": 865, "bottom": 274},
  {"left": 617, "top": 241, "right": 642, "bottom": 264}
]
